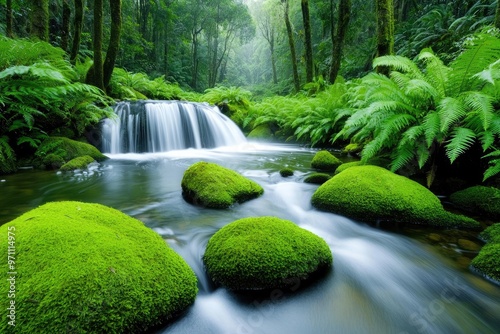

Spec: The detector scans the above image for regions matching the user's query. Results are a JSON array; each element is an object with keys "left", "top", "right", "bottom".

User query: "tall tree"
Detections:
[
  {"left": 91, "top": 0, "right": 105, "bottom": 90},
  {"left": 375, "top": 0, "right": 394, "bottom": 75},
  {"left": 61, "top": 0, "right": 71, "bottom": 51},
  {"left": 283, "top": 0, "right": 300, "bottom": 92},
  {"left": 256, "top": 3, "right": 279, "bottom": 84},
  {"left": 329, "top": 0, "right": 351, "bottom": 83},
  {"left": 103, "top": 0, "right": 122, "bottom": 89},
  {"left": 70, "top": 0, "right": 84, "bottom": 62},
  {"left": 6, "top": 0, "right": 13, "bottom": 38},
  {"left": 301, "top": 0, "right": 313, "bottom": 82},
  {"left": 30, "top": 0, "right": 49, "bottom": 41}
]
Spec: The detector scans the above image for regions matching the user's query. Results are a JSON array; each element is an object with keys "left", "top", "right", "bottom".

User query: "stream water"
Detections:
[{"left": 1, "top": 143, "right": 499, "bottom": 334}]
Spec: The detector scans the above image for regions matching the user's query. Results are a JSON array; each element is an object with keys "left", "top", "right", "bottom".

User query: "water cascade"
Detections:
[{"left": 101, "top": 100, "right": 247, "bottom": 153}]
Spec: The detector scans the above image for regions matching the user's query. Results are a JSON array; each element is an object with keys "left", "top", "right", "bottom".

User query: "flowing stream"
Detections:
[{"left": 1, "top": 101, "right": 499, "bottom": 333}]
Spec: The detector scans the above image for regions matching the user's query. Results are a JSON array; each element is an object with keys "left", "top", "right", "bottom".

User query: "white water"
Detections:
[{"left": 100, "top": 101, "right": 247, "bottom": 153}]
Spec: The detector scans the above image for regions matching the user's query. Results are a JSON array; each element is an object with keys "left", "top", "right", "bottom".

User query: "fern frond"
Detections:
[
  {"left": 482, "top": 150, "right": 500, "bottom": 181},
  {"left": 423, "top": 111, "right": 442, "bottom": 147},
  {"left": 418, "top": 48, "right": 450, "bottom": 97},
  {"left": 373, "top": 55, "right": 424, "bottom": 80},
  {"left": 438, "top": 97, "right": 467, "bottom": 133},
  {"left": 461, "top": 91, "right": 495, "bottom": 131},
  {"left": 445, "top": 127, "right": 476, "bottom": 163},
  {"left": 389, "top": 140, "right": 416, "bottom": 172}
]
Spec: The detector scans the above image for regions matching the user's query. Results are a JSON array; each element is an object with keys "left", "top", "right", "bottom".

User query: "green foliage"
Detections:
[
  {"left": 0, "top": 136, "right": 16, "bottom": 174},
  {"left": 449, "top": 186, "right": 500, "bottom": 220},
  {"left": 201, "top": 86, "right": 253, "bottom": 126},
  {"left": 181, "top": 161, "right": 264, "bottom": 209},
  {"left": 311, "top": 165, "right": 480, "bottom": 228},
  {"left": 0, "top": 201, "right": 198, "bottom": 333},
  {"left": 203, "top": 216, "right": 332, "bottom": 290}
]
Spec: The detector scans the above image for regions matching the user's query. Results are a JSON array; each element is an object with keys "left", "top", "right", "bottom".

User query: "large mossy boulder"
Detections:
[
  {"left": 311, "top": 166, "right": 480, "bottom": 229},
  {"left": 181, "top": 161, "right": 264, "bottom": 209},
  {"left": 35, "top": 137, "right": 107, "bottom": 169},
  {"left": 311, "top": 150, "right": 342, "bottom": 172},
  {"left": 247, "top": 124, "right": 273, "bottom": 140},
  {"left": 449, "top": 186, "right": 500, "bottom": 220},
  {"left": 0, "top": 202, "right": 198, "bottom": 333},
  {"left": 472, "top": 224, "right": 500, "bottom": 282},
  {"left": 203, "top": 216, "right": 332, "bottom": 290},
  {"left": 60, "top": 155, "right": 96, "bottom": 171}
]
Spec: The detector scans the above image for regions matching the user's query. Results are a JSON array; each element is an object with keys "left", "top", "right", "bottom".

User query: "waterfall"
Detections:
[{"left": 100, "top": 101, "right": 247, "bottom": 153}]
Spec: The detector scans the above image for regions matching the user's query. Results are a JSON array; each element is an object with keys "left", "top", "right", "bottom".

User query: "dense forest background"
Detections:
[{"left": 2, "top": 0, "right": 500, "bottom": 188}]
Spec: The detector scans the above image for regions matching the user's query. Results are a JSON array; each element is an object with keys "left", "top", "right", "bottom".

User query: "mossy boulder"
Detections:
[
  {"left": 479, "top": 223, "right": 500, "bottom": 243},
  {"left": 279, "top": 167, "right": 294, "bottom": 177},
  {"left": 247, "top": 124, "right": 273, "bottom": 140},
  {"left": 311, "top": 150, "right": 342, "bottom": 172},
  {"left": 304, "top": 172, "right": 331, "bottom": 185},
  {"left": 449, "top": 186, "right": 500, "bottom": 220},
  {"left": 334, "top": 161, "right": 365, "bottom": 175},
  {"left": 203, "top": 216, "right": 332, "bottom": 290},
  {"left": 311, "top": 166, "right": 480, "bottom": 229},
  {"left": 0, "top": 201, "right": 198, "bottom": 333},
  {"left": 60, "top": 155, "right": 96, "bottom": 171},
  {"left": 182, "top": 161, "right": 264, "bottom": 209},
  {"left": 471, "top": 223, "right": 500, "bottom": 282},
  {"left": 35, "top": 137, "right": 107, "bottom": 169}
]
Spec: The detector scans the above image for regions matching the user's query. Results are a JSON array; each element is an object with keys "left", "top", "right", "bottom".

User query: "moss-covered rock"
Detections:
[
  {"left": 311, "top": 166, "right": 480, "bottom": 229},
  {"left": 479, "top": 223, "right": 500, "bottom": 243},
  {"left": 449, "top": 186, "right": 500, "bottom": 220},
  {"left": 182, "top": 161, "right": 264, "bottom": 209},
  {"left": 60, "top": 155, "right": 96, "bottom": 171},
  {"left": 279, "top": 167, "right": 294, "bottom": 177},
  {"left": 203, "top": 216, "right": 332, "bottom": 290},
  {"left": 0, "top": 201, "right": 197, "bottom": 333},
  {"left": 42, "top": 153, "right": 66, "bottom": 169},
  {"left": 35, "top": 137, "right": 107, "bottom": 169},
  {"left": 471, "top": 243, "right": 500, "bottom": 282},
  {"left": 311, "top": 150, "right": 342, "bottom": 172},
  {"left": 304, "top": 172, "right": 331, "bottom": 185},
  {"left": 247, "top": 124, "right": 273, "bottom": 140},
  {"left": 334, "top": 161, "right": 365, "bottom": 175}
]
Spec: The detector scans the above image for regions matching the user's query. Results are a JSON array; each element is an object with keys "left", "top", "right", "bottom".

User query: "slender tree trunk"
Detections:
[
  {"left": 495, "top": 0, "right": 500, "bottom": 30},
  {"left": 30, "top": 0, "right": 49, "bottom": 41},
  {"left": 284, "top": 0, "right": 300, "bottom": 92},
  {"left": 91, "top": 0, "right": 105, "bottom": 90},
  {"left": 70, "top": 0, "right": 84, "bottom": 62},
  {"left": 191, "top": 29, "right": 202, "bottom": 90},
  {"left": 375, "top": 0, "right": 394, "bottom": 75},
  {"left": 270, "top": 32, "right": 278, "bottom": 84},
  {"left": 6, "top": 0, "right": 13, "bottom": 38},
  {"left": 61, "top": 0, "right": 71, "bottom": 51},
  {"left": 301, "top": 0, "right": 313, "bottom": 83},
  {"left": 103, "top": 0, "right": 122, "bottom": 89},
  {"left": 330, "top": 0, "right": 351, "bottom": 83}
]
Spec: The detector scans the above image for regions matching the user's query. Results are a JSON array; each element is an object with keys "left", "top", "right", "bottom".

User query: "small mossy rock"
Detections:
[
  {"left": 334, "top": 161, "right": 365, "bottom": 175},
  {"left": 203, "top": 216, "right": 332, "bottom": 290},
  {"left": 311, "top": 150, "right": 342, "bottom": 172},
  {"left": 36, "top": 137, "right": 108, "bottom": 168},
  {"left": 449, "top": 186, "right": 500, "bottom": 220},
  {"left": 280, "top": 167, "right": 294, "bottom": 177},
  {"left": 60, "top": 155, "right": 96, "bottom": 171},
  {"left": 182, "top": 161, "right": 263, "bottom": 209},
  {"left": 247, "top": 124, "right": 273, "bottom": 139},
  {"left": 471, "top": 243, "right": 500, "bottom": 282},
  {"left": 304, "top": 173, "right": 331, "bottom": 185},
  {"left": 457, "top": 239, "right": 481, "bottom": 251},
  {"left": 479, "top": 224, "right": 500, "bottom": 243},
  {"left": 311, "top": 166, "right": 480, "bottom": 229},
  {"left": 42, "top": 153, "right": 65, "bottom": 169},
  {"left": 0, "top": 202, "right": 198, "bottom": 333}
]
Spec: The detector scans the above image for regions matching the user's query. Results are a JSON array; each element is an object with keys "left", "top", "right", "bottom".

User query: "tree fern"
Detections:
[{"left": 445, "top": 127, "right": 477, "bottom": 163}]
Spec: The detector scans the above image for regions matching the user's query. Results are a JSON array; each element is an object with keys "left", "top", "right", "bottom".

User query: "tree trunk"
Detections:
[
  {"left": 61, "top": 0, "right": 71, "bottom": 51},
  {"left": 91, "top": 0, "right": 105, "bottom": 90},
  {"left": 375, "top": 0, "right": 394, "bottom": 75},
  {"left": 70, "top": 0, "right": 84, "bottom": 63},
  {"left": 301, "top": 0, "right": 314, "bottom": 83},
  {"left": 6, "top": 0, "right": 13, "bottom": 38},
  {"left": 495, "top": 0, "right": 500, "bottom": 30},
  {"left": 270, "top": 33, "right": 278, "bottom": 84},
  {"left": 103, "top": 0, "right": 122, "bottom": 89},
  {"left": 329, "top": 0, "right": 351, "bottom": 83},
  {"left": 30, "top": 0, "right": 49, "bottom": 41},
  {"left": 284, "top": 0, "right": 300, "bottom": 92}
]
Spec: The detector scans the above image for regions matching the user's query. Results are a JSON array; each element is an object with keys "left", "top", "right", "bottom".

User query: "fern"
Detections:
[
  {"left": 445, "top": 127, "right": 476, "bottom": 163},
  {"left": 438, "top": 97, "right": 467, "bottom": 133},
  {"left": 483, "top": 150, "right": 500, "bottom": 181},
  {"left": 373, "top": 55, "right": 424, "bottom": 80}
]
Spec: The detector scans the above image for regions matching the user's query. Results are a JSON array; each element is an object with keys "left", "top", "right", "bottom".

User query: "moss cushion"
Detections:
[
  {"left": 181, "top": 161, "right": 264, "bottom": 209},
  {"left": 334, "top": 161, "right": 365, "bottom": 175},
  {"left": 279, "top": 167, "right": 294, "bottom": 177},
  {"left": 304, "top": 172, "right": 331, "bottom": 185},
  {"left": 311, "top": 165, "right": 479, "bottom": 228},
  {"left": 60, "top": 155, "right": 95, "bottom": 171},
  {"left": 311, "top": 150, "right": 342, "bottom": 171},
  {"left": 449, "top": 186, "right": 500, "bottom": 220},
  {"left": 0, "top": 201, "right": 198, "bottom": 333},
  {"left": 203, "top": 216, "right": 332, "bottom": 290},
  {"left": 247, "top": 124, "right": 273, "bottom": 139}
]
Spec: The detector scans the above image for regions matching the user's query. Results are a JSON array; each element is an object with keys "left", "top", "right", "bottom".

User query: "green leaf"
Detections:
[{"left": 445, "top": 127, "right": 476, "bottom": 163}]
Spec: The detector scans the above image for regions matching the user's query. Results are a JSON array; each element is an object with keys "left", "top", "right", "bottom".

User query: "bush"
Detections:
[
  {"left": 0, "top": 201, "right": 198, "bottom": 333},
  {"left": 203, "top": 216, "right": 332, "bottom": 290}
]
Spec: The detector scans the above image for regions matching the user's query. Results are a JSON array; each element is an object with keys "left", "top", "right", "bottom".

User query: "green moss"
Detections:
[
  {"left": 182, "top": 161, "right": 264, "bottom": 209},
  {"left": 311, "top": 150, "right": 342, "bottom": 172},
  {"left": 60, "top": 155, "right": 96, "bottom": 171},
  {"left": 311, "top": 166, "right": 480, "bottom": 229},
  {"left": 280, "top": 167, "right": 294, "bottom": 177},
  {"left": 203, "top": 216, "right": 332, "bottom": 290},
  {"left": 35, "top": 137, "right": 108, "bottom": 167},
  {"left": 42, "top": 153, "right": 65, "bottom": 169},
  {"left": 449, "top": 186, "right": 500, "bottom": 220},
  {"left": 479, "top": 224, "right": 500, "bottom": 244},
  {"left": 342, "top": 143, "right": 363, "bottom": 154},
  {"left": 0, "top": 202, "right": 197, "bottom": 333},
  {"left": 471, "top": 243, "right": 500, "bottom": 282},
  {"left": 334, "top": 161, "right": 365, "bottom": 175},
  {"left": 304, "top": 173, "right": 331, "bottom": 185},
  {"left": 247, "top": 124, "right": 273, "bottom": 139}
]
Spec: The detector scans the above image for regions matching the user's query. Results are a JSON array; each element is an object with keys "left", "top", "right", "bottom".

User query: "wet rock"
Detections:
[{"left": 457, "top": 239, "right": 481, "bottom": 252}]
